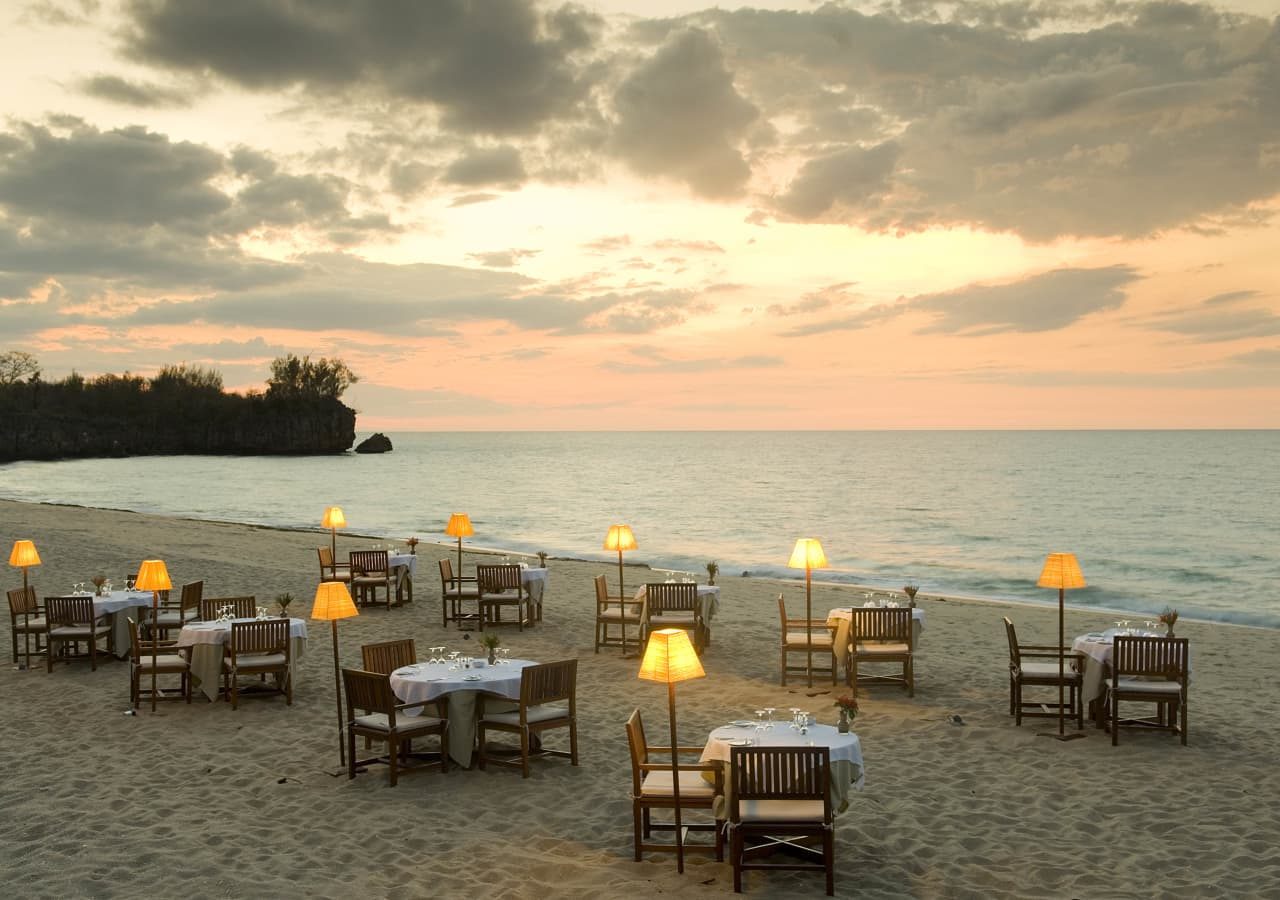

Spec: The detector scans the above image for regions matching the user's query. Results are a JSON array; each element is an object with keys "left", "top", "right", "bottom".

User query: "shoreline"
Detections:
[{"left": 6, "top": 497, "right": 1271, "bottom": 634}]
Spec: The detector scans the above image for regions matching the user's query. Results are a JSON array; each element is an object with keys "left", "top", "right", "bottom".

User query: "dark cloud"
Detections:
[
  {"left": 121, "top": 0, "right": 603, "bottom": 135},
  {"left": 443, "top": 145, "right": 526, "bottom": 187},
  {"left": 467, "top": 249, "right": 541, "bottom": 268},
  {"left": 775, "top": 142, "right": 900, "bottom": 220},
  {"left": 79, "top": 73, "right": 192, "bottom": 108},
  {"left": 1147, "top": 304, "right": 1280, "bottom": 341},
  {"left": 611, "top": 29, "right": 759, "bottom": 198},
  {"left": 448, "top": 192, "right": 500, "bottom": 207}
]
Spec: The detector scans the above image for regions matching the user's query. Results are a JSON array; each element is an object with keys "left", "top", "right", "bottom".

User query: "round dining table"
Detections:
[
  {"left": 175, "top": 617, "right": 309, "bottom": 702},
  {"left": 389, "top": 658, "right": 536, "bottom": 767}
]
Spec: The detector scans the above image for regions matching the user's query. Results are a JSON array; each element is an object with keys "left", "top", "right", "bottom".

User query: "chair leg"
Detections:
[
  {"left": 348, "top": 729, "right": 357, "bottom": 780},
  {"left": 1014, "top": 679, "right": 1022, "bottom": 726},
  {"left": 1111, "top": 693, "right": 1119, "bottom": 746},
  {"left": 389, "top": 736, "right": 399, "bottom": 786},
  {"left": 520, "top": 728, "right": 530, "bottom": 779},
  {"left": 732, "top": 826, "right": 743, "bottom": 893},
  {"left": 1181, "top": 696, "right": 1188, "bottom": 746},
  {"left": 476, "top": 721, "right": 487, "bottom": 770},
  {"left": 715, "top": 817, "right": 724, "bottom": 862},
  {"left": 632, "top": 802, "right": 643, "bottom": 861},
  {"left": 569, "top": 720, "right": 579, "bottom": 766},
  {"left": 825, "top": 827, "right": 835, "bottom": 895}
]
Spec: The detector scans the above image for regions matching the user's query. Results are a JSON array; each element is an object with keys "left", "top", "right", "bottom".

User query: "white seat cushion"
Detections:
[
  {"left": 1020, "top": 661, "right": 1080, "bottom": 680},
  {"left": 1112, "top": 677, "right": 1183, "bottom": 696},
  {"left": 855, "top": 642, "right": 910, "bottom": 655},
  {"left": 153, "top": 611, "right": 187, "bottom": 626},
  {"left": 650, "top": 613, "right": 697, "bottom": 626},
  {"left": 354, "top": 712, "right": 444, "bottom": 733},
  {"left": 136, "top": 654, "right": 188, "bottom": 673},
  {"left": 640, "top": 770, "right": 717, "bottom": 798},
  {"left": 738, "top": 799, "right": 827, "bottom": 822},
  {"left": 224, "top": 652, "right": 287, "bottom": 670},
  {"left": 785, "top": 632, "right": 834, "bottom": 647},
  {"left": 445, "top": 586, "right": 480, "bottom": 598},
  {"left": 50, "top": 625, "right": 106, "bottom": 638},
  {"left": 599, "top": 608, "right": 641, "bottom": 622},
  {"left": 482, "top": 704, "right": 570, "bottom": 726},
  {"left": 15, "top": 616, "right": 47, "bottom": 630}
]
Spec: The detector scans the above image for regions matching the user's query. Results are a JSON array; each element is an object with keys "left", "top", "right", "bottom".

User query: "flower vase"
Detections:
[
  {"left": 488, "top": 648, "right": 497, "bottom": 665},
  {"left": 838, "top": 710, "right": 851, "bottom": 734}
]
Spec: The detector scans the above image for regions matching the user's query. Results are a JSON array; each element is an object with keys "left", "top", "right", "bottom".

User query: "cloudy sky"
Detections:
[{"left": 1, "top": 0, "right": 1277, "bottom": 429}]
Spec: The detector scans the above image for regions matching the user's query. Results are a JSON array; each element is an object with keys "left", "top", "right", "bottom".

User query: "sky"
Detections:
[{"left": 0, "top": 0, "right": 1277, "bottom": 430}]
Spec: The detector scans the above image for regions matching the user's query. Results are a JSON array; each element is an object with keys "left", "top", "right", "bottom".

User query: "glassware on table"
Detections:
[
  {"left": 754, "top": 709, "right": 766, "bottom": 731},
  {"left": 798, "top": 711, "right": 811, "bottom": 736},
  {"left": 763, "top": 707, "right": 776, "bottom": 729}
]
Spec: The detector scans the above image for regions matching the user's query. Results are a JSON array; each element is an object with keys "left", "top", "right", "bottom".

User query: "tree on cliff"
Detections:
[
  {"left": 266, "top": 355, "right": 358, "bottom": 402},
  {"left": 0, "top": 351, "right": 41, "bottom": 385}
]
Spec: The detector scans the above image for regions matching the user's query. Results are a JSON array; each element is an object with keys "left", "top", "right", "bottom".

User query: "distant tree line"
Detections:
[{"left": 0, "top": 353, "right": 359, "bottom": 459}]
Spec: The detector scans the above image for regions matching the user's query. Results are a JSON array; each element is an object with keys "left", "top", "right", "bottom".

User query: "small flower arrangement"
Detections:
[
  {"left": 903, "top": 584, "right": 919, "bottom": 604},
  {"left": 706, "top": 561, "right": 719, "bottom": 585},
  {"left": 537, "top": 551, "right": 548, "bottom": 567},
  {"left": 275, "top": 593, "right": 294, "bottom": 616},
  {"left": 1159, "top": 607, "right": 1178, "bottom": 631},
  {"left": 480, "top": 633, "right": 501, "bottom": 651},
  {"left": 406, "top": 537, "right": 419, "bottom": 554},
  {"left": 92, "top": 575, "right": 107, "bottom": 596},
  {"left": 834, "top": 695, "right": 859, "bottom": 718}
]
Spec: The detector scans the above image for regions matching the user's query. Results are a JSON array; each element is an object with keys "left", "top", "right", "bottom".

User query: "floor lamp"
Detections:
[
  {"left": 788, "top": 538, "right": 829, "bottom": 688},
  {"left": 1037, "top": 552, "right": 1086, "bottom": 741},
  {"left": 9, "top": 540, "right": 41, "bottom": 669},
  {"left": 604, "top": 524, "right": 637, "bottom": 601},
  {"left": 445, "top": 513, "right": 474, "bottom": 577},
  {"left": 312, "top": 581, "right": 358, "bottom": 766},
  {"left": 639, "top": 628, "right": 705, "bottom": 874},
  {"left": 322, "top": 506, "right": 346, "bottom": 567},
  {"left": 135, "top": 559, "right": 172, "bottom": 714}
]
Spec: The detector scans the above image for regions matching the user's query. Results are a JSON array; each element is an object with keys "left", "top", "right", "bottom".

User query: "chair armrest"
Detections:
[
  {"left": 645, "top": 745, "right": 710, "bottom": 756},
  {"left": 1019, "top": 644, "right": 1075, "bottom": 651},
  {"left": 1020, "top": 649, "right": 1084, "bottom": 660}
]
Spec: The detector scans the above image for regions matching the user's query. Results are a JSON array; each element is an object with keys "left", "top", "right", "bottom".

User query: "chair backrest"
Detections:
[
  {"left": 438, "top": 558, "right": 455, "bottom": 586},
  {"left": 520, "top": 658, "right": 577, "bottom": 710},
  {"left": 625, "top": 708, "right": 648, "bottom": 794},
  {"left": 200, "top": 596, "right": 256, "bottom": 621},
  {"left": 8, "top": 586, "right": 38, "bottom": 617},
  {"left": 229, "top": 619, "right": 289, "bottom": 658},
  {"left": 342, "top": 668, "right": 398, "bottom": 725},
  {"left": 180, "top": 581, "right": 204, "bottom": 611},
  {"left": 777, "top": 595, "right": 789, "bottom": 631},
  {"left": 477, "top": 564, "right": 523, "bottom": 594},
  {"left": 126, "top": 616, "right": 162, "bottom": 664},
  {"left": 646, "top": 582, "right": 698, "bottom": 613},
  {"left": 852, "top": 608, "right": 913, "bottom": 645},
  {"left": 45, "top": 595, "right": 94, "bottom": 627},
  {"left": 1003, "top": 617, "right": 1021, "bottom": 667},
  {"left": 318, "top": 547, "right": 335, "bottom": 575},
  {"left": 362, "top": 638, "right": 417, "bottom": 674},
  {"left": 1113, "top": 636, "right": 1189, "bottom": 683},
  {"left": 594, "top": 574, "right": 610, "bottom": 605},
  {"left": 729, "top": 745, "right": 832, "bottom": 824},
  {"left": 350, "top": 550, "right": 389, "bottom": 577}
]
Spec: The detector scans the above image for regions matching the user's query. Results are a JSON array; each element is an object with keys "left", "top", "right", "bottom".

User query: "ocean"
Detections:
[{"left": 1, "top": 430, "right": 1276, "bottom": 627}]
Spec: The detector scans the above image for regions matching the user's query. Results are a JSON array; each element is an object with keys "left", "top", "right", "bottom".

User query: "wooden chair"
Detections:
[
  {"left": 199, "top": 595, "right": 257, "bottom": 621},
  {"left": 361, "top": 638, "right": 417, "bottom": 674},
  {"left": 438, "top": 558, "right": 479, "bottom": 628},
  {"left": 342, "top": 668, "right": 448, "bottom": 786},
  {"left": 595, "top": 574, "right": 641, "bottom": 655},
  {"left": 154, "top": 580, "right": 203, "bottom": 638},
  {"left": 625, "top": 708, "right": 724, "bottom": 862},
  {"left": 223, "top": 619, "right": 291, "bottom": 709},
  {"left": 1109, "top": 635, "right": 1189, "bottom": 746},
  {"left": 729, "top": 745, "right": 834, "bottom": 896},
  {"left": 8, "top": 586, "right": 46, "bottom": 668},
  {"left": 779, "top": 594, "right": 837, "bottom": 685},
  {"left": 478, "top": 659, "right": 578, "bottom": 778},
  {"left": 847, "top": 607, "right": 915, "bottom": 696},
  {"left": 45, "top": 595, "right": 110, "bottom": 672},
  {"left": 645, "top": 582, "right": 705, "bottom": 653},
  {"left": 1003, "top": 617, "right": 1083, "bottom": 728},
  {"left": 350, "top": 550, "right": 394, "bottom": 609},
  {"left": 126, "top": 617, "right": 191, "bottom": 706},
  {"left": 317, "top": 547, "right": 351, "bottom": 584},
  {"left": 477, "top": 564, "right": 530, "bottom": 631}
]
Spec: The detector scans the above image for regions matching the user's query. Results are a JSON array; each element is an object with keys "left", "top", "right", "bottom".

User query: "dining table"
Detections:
[
  {"left": 700, "top": 721, "right": 865, "bottom": 818},
  {"left": 826, "top": 605, "right": 925, "bottom": 672},
  {"left": 633, "top": 583, "right": 720, "bottom": 642},
  {"left": 1071, "top": 627, "right": 1184, "bottom": 717},
  {"left": 175, "top": 617, "right": 309, "bottom": 702},
  {"left": 69, "top": 590, "right": 154, "bottom": 658},
  {"left": 386, "top": 551, "right": 416, "bottom": 604},
  {"left": 389, "top": 658, "right": 535, "bottom": 766}
]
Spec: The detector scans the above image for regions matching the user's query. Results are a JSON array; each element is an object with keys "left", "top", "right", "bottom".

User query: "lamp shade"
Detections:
[
  {"left": 445, "top": 513, "right": 474, "bottom": 538},
  {"left": 638, "top": 629, "right": 704, "bottom": 684},
  {"left": 321, "top": 506, "right": 346, "bottom": 529},
  {"left": 787, "top": 537, "right": 828, "bottom": 570},
  {"left": 603, "top": 524, "right": 637, "bottom": 552},
  {"left": 311, "top": 581, "right": 358, "bottom": 620},
  {"left": 135, "top": 559, "right": 172, "bottom": 592},
  {"left": 1037, "top": 552, "right": 1086, "bottom": 590},
  {"left": 8, "top": 540, "right": 41, "bottom": 568}
]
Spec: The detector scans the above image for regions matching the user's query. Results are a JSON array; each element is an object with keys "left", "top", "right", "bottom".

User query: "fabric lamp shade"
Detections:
[
  {"left": 135, "top": 559, "right": 172, "bottom": 591},
  {"left": 8, "top": 540, "right": 41, "bottom": 568},
  {"left": 445, "top": 513, "right": 474, "bottom": 538},
  {"left": 1037, "top": 552, "right": 1086, "bottom": 590},
  {"left": 603, "top": 524, "right": 637, "bottom": 552},
  {"left": 311, "top": 581, "right": 358, "bottom": 621},
  {"left": 321, "top": 506, "right": 346, "bottom": 529},
  {"left": 638, "top": 629, "right": 705, "bottom": 684},
  {"left": 787, "top": 538, "right": 828, "bottom": 570}
]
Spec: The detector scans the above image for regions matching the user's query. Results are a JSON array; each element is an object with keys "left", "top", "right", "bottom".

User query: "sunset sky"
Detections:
[{"left": 1, "top": 0, "right": 1277, "bottom": 429}]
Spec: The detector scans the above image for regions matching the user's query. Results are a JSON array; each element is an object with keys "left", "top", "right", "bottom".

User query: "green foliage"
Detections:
[
  {"left": 266, "top": 354, "right": 358, "bottom": 401},
  {"left": 151, "top": 364, "right": 224, "bottom": 394},
  {"left": 0, "top": 350, "right": 40, "bottom": 385}
]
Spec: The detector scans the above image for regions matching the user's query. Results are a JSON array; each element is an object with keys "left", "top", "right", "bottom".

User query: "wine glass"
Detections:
[
  {"left": 763, "top": 707, "right": 776, "bottom": 729},
  {"left": 798, "top": 711, "right": 810, "bottom": 736},
  {"left": 448, "top": 650, "right": 460, "bottom": 670}
]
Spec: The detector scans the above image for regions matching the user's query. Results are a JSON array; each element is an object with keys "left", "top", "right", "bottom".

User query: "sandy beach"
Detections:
[{"left": 3, "top": 498, "right": 1279, "bottom": 899}]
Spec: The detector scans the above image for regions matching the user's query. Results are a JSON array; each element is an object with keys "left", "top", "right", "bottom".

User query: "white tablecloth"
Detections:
[
  {"left": 701, "top": 722, "right": 864, "bottom": 816},
  {"left": 1071, "top": 628, "right": 1178, "bottom": 705},
  {"left": 826, "top": 606, "right": 925, "bottom": 667},
  {"left": 176, "top": 617, "right": 308, "bottom": 701},
  {"left": 390, "top": 659, "right": 535, "bottom": 765},
  {"left": 522, "top": 567, "right": 549, "bottom": 604},
  {"left": 69, "top": 590, "right": 152, "bottom": 658}
]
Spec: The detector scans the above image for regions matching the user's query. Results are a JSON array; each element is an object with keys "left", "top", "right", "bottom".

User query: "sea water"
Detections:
[{"left": 1, "top": 431, "right": 1276, "bottom": 627}]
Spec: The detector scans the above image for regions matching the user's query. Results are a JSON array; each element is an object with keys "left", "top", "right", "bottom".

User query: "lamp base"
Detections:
[{"left": 1038, "top": 731, "right": 1087, "bottom": 742}]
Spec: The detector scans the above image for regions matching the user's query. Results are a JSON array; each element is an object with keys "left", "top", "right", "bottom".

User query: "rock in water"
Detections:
[{"left": 355, "top": 433, "right": 393, "bottom": 454}]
